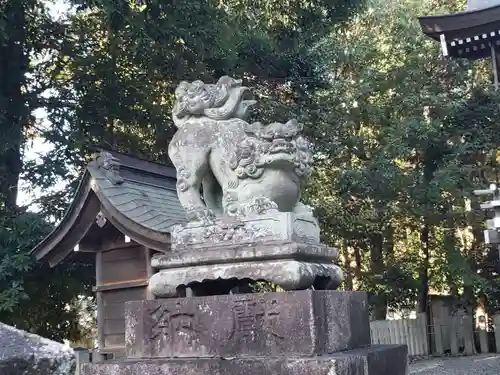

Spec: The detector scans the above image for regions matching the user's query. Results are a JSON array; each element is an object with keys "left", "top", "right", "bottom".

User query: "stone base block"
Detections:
[
  {"left": 125, "top": 290, "right": 370, "bottom": 359},
  {"left": 171, "top": 210, "right": 321, "bottom": 251},
  {"left": 152, "top": 241, "right": 339, "bottom": 269},
  {"left": 149, "top": 241, "right": 342, "bottom": 298},
  {"left": 149, "top": 259, "right": 343, "bottom": 298},
  {"left": 81, "top": 345, "right": 408, "bottom": 375}
]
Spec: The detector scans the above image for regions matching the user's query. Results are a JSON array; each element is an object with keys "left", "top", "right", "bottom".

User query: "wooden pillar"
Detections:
[
  {"left": 494, "top": 315, "right": 500, "bottom": 353},
  {"left": 491, "top": 43, "right": 499, "bottom": 90},
  {"left": 95, "top": 251, "right": 105, "bottom": 363},
  {"left": 144, "top": 247, "right": 154, "bottom": 300}
]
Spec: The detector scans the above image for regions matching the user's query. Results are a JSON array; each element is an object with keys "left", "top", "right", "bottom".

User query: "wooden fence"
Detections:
[
  {"left": 371, "top": 313, "right": 429, "bottom": 356},
  {"left": 370, "top": 313, "right": 500, "bottom": 357}
]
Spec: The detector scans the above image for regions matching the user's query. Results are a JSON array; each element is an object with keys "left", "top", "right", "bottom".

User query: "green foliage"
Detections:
[
  {"left": 6, "top": 0, "right": 500, "bottom": 331},
  {"left": 1, "top": 0, "right": 364, "bottom": 342},
  {"left": 0, "top": 212, "right": 94, "bottom": 342},
  {"left": 21, "top": 0, "right": 363, "bottom": 220},
  {"left": 0, "top": 212, "right": 47, "bottom": 312},
  {"left": 0, "top": 0, "right": 94, "bottom": 341},
  {"left": 304, "top": 0, "right": 500, "bottom": 317}
]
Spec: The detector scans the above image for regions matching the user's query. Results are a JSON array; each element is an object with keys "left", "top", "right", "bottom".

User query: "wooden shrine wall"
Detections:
[{"left": 94, "top": 243, "right": 159, "bottom": 359}]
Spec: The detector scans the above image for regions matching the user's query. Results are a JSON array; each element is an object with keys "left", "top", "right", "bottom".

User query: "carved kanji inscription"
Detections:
[
  {"left": 229, "top": 297, "right": 284, "bottom": 341},
  {"left": 149, "top": 302, "right": 201, "bottom": 344}
]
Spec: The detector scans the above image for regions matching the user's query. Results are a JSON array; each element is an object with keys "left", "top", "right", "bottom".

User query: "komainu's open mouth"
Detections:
[{"left": 269, "top": 139, "right": 295, "bottom": 154}]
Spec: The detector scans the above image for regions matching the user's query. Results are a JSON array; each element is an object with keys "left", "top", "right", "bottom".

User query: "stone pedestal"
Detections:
[
  {"left": 149, "top": 242, "right": 343, "bottom": 297},
  {"left": 81, "top": 346, "right": 408, "bottom": 375},
  {"left": 149, "top": 211, "right": 343, "bottom": 298},
  {"left": 125, "top": 290, "right": 370, "bottom": 358},
  {"left": 81, "top": 291, "right": 408, "bottom": 375}
]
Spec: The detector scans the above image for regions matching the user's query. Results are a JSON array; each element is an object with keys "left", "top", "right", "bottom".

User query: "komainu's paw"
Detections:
[{"left": 186, "top": 207, "right": 216, "bottom": 222}]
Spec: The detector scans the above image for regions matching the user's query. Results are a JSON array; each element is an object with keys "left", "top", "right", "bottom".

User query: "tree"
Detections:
[
  {"left": 1, "top": 0, "right": 365, "bottom": 340},
  {"left": 0, "top": 0, "right": 94, "bottom": 341},
  {"left": 1, "top": 0, "right": 50, "bottom": 212},
  {"left": 23, "top": 0, "right": 364, "bottom": 219},
  {"left": 0, "top": 211, "right": 94, "bottom": 342},
  {"left": 306, "top": 0, "right": 500, "bottom": 319}
]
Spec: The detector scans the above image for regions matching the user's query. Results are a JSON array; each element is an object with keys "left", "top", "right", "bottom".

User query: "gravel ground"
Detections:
[{"left": 409, "top": 354, "right": 500, "bottom": 374}]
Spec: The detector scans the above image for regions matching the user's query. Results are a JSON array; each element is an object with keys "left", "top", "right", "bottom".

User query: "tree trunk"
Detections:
[
  {"left": 419, "top": 222, "right": 433, "bottom": 355},
  {"left": 370, "top": 232, "right": 387, "bottom": 320},
  {"left": 342, "top": 239, "right": 353, "bottom": 290},
  {"left": 418, "top": 223, "right": 430, "bottom": 314},
  {"left": 0, "top": 1, "right": 27, "bottom": 213},
  {"left": 103, "top": 19, "right": 118, "bottom": 148},
  {"left": 353, "top": 245, "right": 362, "bottom": 281}
]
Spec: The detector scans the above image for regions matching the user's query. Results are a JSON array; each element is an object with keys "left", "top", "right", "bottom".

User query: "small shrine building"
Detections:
[{"left": 30, "top": 150, "right": 185, "bottom": 360}]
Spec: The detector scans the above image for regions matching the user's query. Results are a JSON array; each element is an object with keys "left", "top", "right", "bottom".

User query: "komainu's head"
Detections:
[{"left": 172, "top": 76, "right": 257, "bottom": 127}]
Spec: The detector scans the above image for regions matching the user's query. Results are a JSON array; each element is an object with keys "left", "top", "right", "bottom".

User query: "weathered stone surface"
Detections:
[
  {"left": 81, "top": 345, "right": 408, "bottom": 375},
  {"left": 168, "top": 76, "right": 314, "bottom": 220},
  {"left": 150, "top": 240, "right": 342, "bottom": 298},
  {"left": 468, "top": 0, "right": 500, "bottom": 12},
  {"left": 0, "top": 323, "right": 75, "bottom": 375},
  {"left": 159, "top": 76, "right": 344, "bottom": 296},
  {"left": 125, "top": 290, "right": 370, "bottom": 359},
  {"left": 170, "top": 210, "right": 321, "bottom": 250},
  {"left": 152, "top": 241, "right": 339, "bottom": 270},
  {"left": 149, "top": 259, "right": 343, "bottom": 298}
]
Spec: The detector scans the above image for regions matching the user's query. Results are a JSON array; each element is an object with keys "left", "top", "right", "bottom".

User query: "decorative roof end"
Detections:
[{"left": 92, "top": 151, "right": 124, "bottom": 185}]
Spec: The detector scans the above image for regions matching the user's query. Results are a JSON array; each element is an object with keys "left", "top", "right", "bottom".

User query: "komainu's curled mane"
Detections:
[{"left": 172, "top": 76, "right": 256, "bottom": 127}]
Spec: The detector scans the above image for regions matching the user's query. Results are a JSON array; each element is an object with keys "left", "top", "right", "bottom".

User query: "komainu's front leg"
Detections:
[{"left": 169, "top": 142, "right": 213, "bottom": 221}]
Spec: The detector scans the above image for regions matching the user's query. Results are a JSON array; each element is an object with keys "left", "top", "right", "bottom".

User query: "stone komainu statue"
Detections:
[{"left": 168, "top": 76, "right": 313, "bottom": 220}]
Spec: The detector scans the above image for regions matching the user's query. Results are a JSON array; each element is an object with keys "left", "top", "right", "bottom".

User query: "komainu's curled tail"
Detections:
[{"left": 171, "top": 76, "right": 255, "bottom": 128}]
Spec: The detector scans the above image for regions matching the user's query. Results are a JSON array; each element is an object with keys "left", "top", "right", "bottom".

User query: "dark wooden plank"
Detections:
[
  {"left": 104, "top": 333, "right": 125, "bottom": 347},
  {"left": 102, "top": 246, "right": 145, "bottom": 262},
  {"left": 101, "top": 286, "right": 147, "bottom": 323},
  {"left": 102, "top": 287, "right": 147, "bottom": 305},
  {"left": 100, "top": 241, "right": 138, "bottom": 253},
  {"left": 101, "top": 257, "right": 147, "bottom": 284},
  {"left": 96, "top": 252, "right": 103, "bottom": 283},
  {"left": 33, "top": 180, "right": 93, "bottom": 264},
  {"left": 95, "top": 347, "right": 124, "bottom": 362},
  {"left": 96, "top": 252, "right": 105, "bottom": 350},
  {"left": 97, "top": 224, "right": 129, "bottom": 251},
  {"left": 103, "top": 318, "right": 125, "bottom": 336},
  {"left": 48, "top": 194, "right": 101, "bottom": 266},
  {"left": 101, "top": 148, "right": 177, "bottom": 178},
  {"left": 145, "top": 247, "right": 154, "bottom": 278},
  {"left": 77, "top": 241, "right": 100, "bottom": 252},
  {"left": 145, "top": 247, "right": 154, "bottom": 300},
  {"left": 93, "top": 279, "right": 148, "bottom": 292},
  {"left": 102, "top": 302, "right": 125, "bottom": 320}
]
